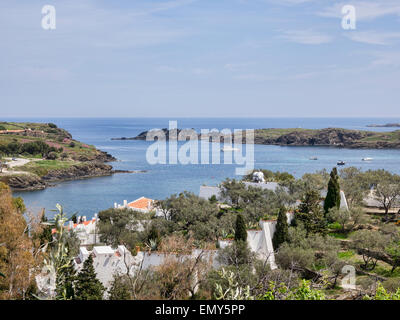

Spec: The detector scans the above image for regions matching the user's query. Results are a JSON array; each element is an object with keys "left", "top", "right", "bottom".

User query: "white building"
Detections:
[
  {"left": 74, "top": 246, "right": 219, "bottom": 292},
  {"left": 52, "top": 215, "right": 100, "bottom": 246},
  {"left": 114, "top": 197, "right": 155, "bottom": 213},
  {"left": 218, "top": 213, "right": 295, "bottom": 270},
  {"left": 74, "top": 245, "right": 141, "bottom": 290},
  {"left": 199, "top": 182, "right": 349, "bottom": 211}
]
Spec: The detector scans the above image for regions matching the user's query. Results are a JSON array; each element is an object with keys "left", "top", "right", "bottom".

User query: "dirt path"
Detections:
[{"left": 1, "top": 158, "right": 36, "bottom": 175}]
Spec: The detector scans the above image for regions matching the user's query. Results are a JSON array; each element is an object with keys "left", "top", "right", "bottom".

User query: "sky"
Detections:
[{"left": 1, "top": 0, "right": 400, "bottom": 118}]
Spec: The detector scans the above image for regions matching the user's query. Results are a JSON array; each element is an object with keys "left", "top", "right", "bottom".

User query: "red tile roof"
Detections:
[{"left": 127, "top": 197, "right": 153, "bottom": 210}]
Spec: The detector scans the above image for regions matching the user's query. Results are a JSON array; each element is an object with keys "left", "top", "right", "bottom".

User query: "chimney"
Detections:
[
  {"left": 82, "top": 216, "right": 87, "bottom": 222},
  {"left": 123, "top": 200, "right": 128, "bottom": 207},
  {"left": 77, "top": 216, "right": 81, "bottom": 224}
]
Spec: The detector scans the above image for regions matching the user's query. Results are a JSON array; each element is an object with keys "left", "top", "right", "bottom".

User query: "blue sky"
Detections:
[{"left": 1, "top": 0, "right": 400, "bottom": 117}]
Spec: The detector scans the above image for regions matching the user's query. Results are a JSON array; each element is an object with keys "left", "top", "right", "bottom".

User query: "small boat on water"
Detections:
[
  {"left": 221, "top": 146, "right": 240, "bottom": 152},
  {"left": 362, "top": 157, "right": 373, "bottom": 161},
  {"left": 309, "top": 156, "right": 318, "bottom": 160},
  {"left": 337, "top": 160, "right": 346, "bottom": 166}
]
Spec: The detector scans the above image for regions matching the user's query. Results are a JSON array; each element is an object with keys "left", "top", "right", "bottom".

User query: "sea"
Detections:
[{"left": 3, "top": 117, "right": 400, "bottom": 219}]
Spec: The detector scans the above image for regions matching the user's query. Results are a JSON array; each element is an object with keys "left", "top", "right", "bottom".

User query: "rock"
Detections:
[
  {"left": 1, "top": 174, "right": 47, "bottom": 191},
  {"left": 42, "top": 162, "right": 113, "bottom": 182}
]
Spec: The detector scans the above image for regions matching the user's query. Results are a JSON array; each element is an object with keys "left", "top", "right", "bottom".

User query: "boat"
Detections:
[
  {"left": 362, "top": 157, "right": 373, "bottom": 161},
  {"left": 221, "top": 146, "right": 240, "bottom": 152},
  {"left": 309, "top": 156, "right": 318, "bottom": 160},
  {"left": 337, "top": 160, "right": 346, "bottom": 166}
]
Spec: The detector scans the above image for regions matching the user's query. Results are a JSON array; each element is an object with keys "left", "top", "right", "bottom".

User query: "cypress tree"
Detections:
[
  {"left": 273, "top": 207, "right": 289, "bottom": 249},
  {"left": 74, "top": 254, "right": 105, "bottom": 300},
  {"left": 324, "top": 167, "right": 341, "bottom": 214},
  {"left": 234, "top": 214, "right": 247, "bottom": 242}
]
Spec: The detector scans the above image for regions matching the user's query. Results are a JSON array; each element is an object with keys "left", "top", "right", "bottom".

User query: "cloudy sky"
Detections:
[{"left": 1, "top": 0, "right": 400, "bottom": 117}]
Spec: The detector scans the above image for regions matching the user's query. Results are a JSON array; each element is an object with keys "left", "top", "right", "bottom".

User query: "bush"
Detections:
[
  {"left": 46, "top": 152, "right": 58, "bottom": 160},
  {"left": 48, "top": 123, "right": 58, "bottom": 128},
  {"left": 69, "top": 142, "right": 76, "bottom": 148}
]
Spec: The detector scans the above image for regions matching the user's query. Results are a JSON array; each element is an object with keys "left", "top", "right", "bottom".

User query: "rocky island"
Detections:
[
  {"left": 113, "top": 127, "right": 400, "bottom": 149},
  {"left": 0, "top": 121, "right": 123, "bottom": 191},
  {"left": 367, "top": 123, "right": 400, "bottom": 128}
]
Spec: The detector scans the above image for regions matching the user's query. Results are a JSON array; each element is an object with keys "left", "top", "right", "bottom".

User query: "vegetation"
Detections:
[
  {"left": 74, "top": 255, "right": 105, "bottom": 300},
  {"left": 272, "top": 207, "right": 289, "bottom": 249},
  {"left": 234, "top": 214, "right": 247, "bottom": 242},
  {"left": 3, "top": 164, "right": 400, "bottom": 300},
  {"left": 324, "top": 167, "right": 341, "bottom": 214}
]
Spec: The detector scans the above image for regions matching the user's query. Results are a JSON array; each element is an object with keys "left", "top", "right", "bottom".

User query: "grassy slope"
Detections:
[
  {"left": 14, "top": 160, "right": 77, "bottom": 177},
  {"left": 0, "top": 121, "right": 102, "bottom": 160},
  {"left": 0, "top": 122, "right": 111, "bottom": 178}
]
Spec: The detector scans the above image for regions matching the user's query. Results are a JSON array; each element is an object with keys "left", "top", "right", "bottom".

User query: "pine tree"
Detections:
[
  {"left": 273, "top": 207, "right": 289, "bottom": 249},
  {"left": 108, "top": 275, "right": 131, "bottom": 300},
  {"left": 324, "top": 167, "right": 341, "bottom": 214},
  {"left": 234, "top": 214, "right": 247, "bottom": 242},
  {"left": 55, "top": 259, "right": 76, "bottom": 300},
  {"left": 296, "top": 190, "right": 327, "bottom": 235},
  {"left": 74, "top": 254, "right": 105, "bottom": 300}
]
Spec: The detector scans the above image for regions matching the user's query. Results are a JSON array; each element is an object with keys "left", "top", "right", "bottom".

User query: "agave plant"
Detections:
[
  {"left": 145, "top": 239, "right": 158, "bottom": 251},
  {"left": 41, "top": 204, "right": 74, "bottom": 299}
]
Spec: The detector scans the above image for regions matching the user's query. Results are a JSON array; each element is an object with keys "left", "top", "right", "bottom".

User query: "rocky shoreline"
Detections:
[
  {"left": 113, "top": 127, "right": 400, "bottom": 149},
  {"left": 2, "top": 162, "right": 147, "bottom": 191}
]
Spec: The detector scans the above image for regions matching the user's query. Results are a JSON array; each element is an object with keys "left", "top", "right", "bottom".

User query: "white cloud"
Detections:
[
  {"left": 318, "top": 1, "right": 400, "bottom": 21},
  {"left": 281, "top": 30, "right": 333, "bottom": 44},
  {"left": 233, "top": 74, "right": 275, "bottom": 81},
  {"left": 346, "top": 31, "right": 400, "bottom": 45},
  {"left": 262, "top": 0, "right": 315, "bottom": 6},
  {"left": 224, "top": 62, "right": 253, "bottom": 71},
  {"left": 370, "top": 51, "right": 400, "bottom": 67},
  {"left": 192, "top": 68, "right": 211, "bottom": 75},
  {"left": 157, "top": 66, "right": 181, "bottom": 73}
]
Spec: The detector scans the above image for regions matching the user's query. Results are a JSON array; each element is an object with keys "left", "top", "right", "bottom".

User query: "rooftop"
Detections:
[{"left": 127, "top": 197, "right": 153, "bottom": 210}]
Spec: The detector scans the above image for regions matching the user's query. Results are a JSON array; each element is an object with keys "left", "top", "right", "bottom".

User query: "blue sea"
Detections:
[{"left": 3, "top": 117, "right": 400, "bottom": 218}]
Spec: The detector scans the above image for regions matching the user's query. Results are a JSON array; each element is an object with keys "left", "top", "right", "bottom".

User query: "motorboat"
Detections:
[
  {"left": 221, "top": 146, "right": 240, "bottom": 152},
  {"left": 337, "top": 160, "right": 346, "bottom": 166},
  {"left": 362, "top": 157, "right": 373, "bottom": 161},
  {"left": 309, "top": 156, "right": 318, "bottom": 160}
]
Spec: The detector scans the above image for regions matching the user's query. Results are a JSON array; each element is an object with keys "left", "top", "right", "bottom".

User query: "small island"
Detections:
[
  {"left": 367, "top": 123, "right": 400, "bottom": 128},
  {"left": 112, "top": 127, "right": 400, "bottom": 149},
  {"left": 0, "top": 121, "right": 121, "bottom": 191}
]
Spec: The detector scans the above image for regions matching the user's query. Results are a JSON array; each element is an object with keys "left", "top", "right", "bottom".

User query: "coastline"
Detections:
[{"left": 115, "top": 127, "right": 400, "bottom": 149}]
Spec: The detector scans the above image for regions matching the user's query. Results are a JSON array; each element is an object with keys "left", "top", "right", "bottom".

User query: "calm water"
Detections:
[{"left": 3, "top": 117, "right": 400, "bottom": 218}]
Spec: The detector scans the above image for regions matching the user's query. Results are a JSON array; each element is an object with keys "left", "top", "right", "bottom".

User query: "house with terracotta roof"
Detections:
[
  {"left": 114, "top": 196, "right": 155, "bottom": 213},
  {"left": 51, "top": 214, "right": 100, "bottom": 246}
]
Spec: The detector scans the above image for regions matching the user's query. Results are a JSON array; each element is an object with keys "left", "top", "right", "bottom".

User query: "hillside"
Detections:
[{"left": 0, "top": 122, "right": 117, "bottom": 190}]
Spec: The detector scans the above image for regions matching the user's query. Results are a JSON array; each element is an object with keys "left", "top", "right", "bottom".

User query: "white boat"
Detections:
[
  {"left": 362, "top": 157, "right": 373, "bottom": 161},
  {"left": 221, "top": 146, "right": 240, "bottom": 152},
  {"left": 309, "top": 156, "right": 318, "bottom": 160},
  {"left": 337, "top": 160, "right": 346, "bottom": 166}
]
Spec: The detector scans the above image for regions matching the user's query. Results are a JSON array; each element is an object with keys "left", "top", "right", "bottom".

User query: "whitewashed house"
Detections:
[
  {"left": 114, "top": 197, "right": 155, "bottom": 213},
  {"left": 218, "top": 213, "right": 295, "bottom": 270}
]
